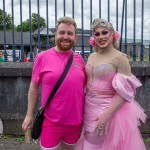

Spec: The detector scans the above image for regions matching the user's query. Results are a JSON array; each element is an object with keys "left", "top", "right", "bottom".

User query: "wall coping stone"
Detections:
[
  {"left": 0, "top": 61, "right": 150, "bottom": 77},
  {"left": 0, "top": 62, "right": 33, "bottom": 77}
]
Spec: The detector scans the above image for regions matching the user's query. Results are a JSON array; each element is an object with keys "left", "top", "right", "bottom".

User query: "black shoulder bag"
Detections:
[{"left": 31, "top": 52, "right": 73, "bottom": 140}]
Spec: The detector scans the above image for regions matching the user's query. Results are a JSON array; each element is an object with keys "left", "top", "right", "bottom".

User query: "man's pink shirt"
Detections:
[{"left": 32, "top": 48, "right": 86, "bottom": 125}]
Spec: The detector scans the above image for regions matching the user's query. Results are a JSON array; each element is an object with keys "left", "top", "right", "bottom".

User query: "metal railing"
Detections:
[{"left": 0, "top": 0, "right": 149, "bottom": 62}]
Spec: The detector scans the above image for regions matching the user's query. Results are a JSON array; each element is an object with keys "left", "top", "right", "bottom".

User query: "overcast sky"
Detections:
[{"left": 0, "top": 0, "right": 150, "bottom": 40}]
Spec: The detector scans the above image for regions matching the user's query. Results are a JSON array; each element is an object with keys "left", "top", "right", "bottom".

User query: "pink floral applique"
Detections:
[
  {"left": 114, "top": 31, "right": 120, "bottom": 41},
  {"left": 89, "top": 37, "right": 95, "bottom": 46}
]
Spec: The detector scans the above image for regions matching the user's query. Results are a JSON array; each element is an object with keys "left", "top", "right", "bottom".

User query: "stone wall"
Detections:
[{"left": 0, "top": 61, "right": 150, "bottom": 136}]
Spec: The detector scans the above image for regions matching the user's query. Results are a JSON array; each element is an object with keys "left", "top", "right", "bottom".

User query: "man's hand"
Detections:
[{"left": 22, "top": 114, "right": 34, "bottom": 132}]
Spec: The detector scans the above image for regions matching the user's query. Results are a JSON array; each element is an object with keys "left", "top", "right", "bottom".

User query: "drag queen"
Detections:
[{"left": 75, "top": 18, "right": 147, "bottom": 150}]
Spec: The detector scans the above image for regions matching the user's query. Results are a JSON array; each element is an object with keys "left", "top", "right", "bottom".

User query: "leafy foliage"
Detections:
[
  {"left": 0, "top": 9, "right": 46, "bottom": 32},
  {"left": 15, "top": 13, "right": 46, "bottom": 32},
  {"left": 0, "top": 9, "right": 12, "bottom": 31}
]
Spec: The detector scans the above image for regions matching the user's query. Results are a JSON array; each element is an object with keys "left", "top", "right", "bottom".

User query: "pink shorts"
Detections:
[{"left": 40, "top": 118, "right": 82, "bottom": 149}]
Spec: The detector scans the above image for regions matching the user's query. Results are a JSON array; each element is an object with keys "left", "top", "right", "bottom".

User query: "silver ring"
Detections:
[
  {"left": 96, "top": 123, "right": 104, "bottom": 135},
  {"left": 98, "top": 123, "right": 104, "bottom": 130}
]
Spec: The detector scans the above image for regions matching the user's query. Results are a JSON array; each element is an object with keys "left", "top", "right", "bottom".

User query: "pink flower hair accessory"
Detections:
[
  {"left": 89, "top": 37, "right": 95, "bottom": 46},
  {"left": 114, "top": 31, "right": 120, "bottom": 41}
]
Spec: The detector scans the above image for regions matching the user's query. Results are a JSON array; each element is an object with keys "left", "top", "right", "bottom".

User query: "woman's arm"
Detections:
[{"left": 93, "top": 95, "right": 125, "bottom": 132}]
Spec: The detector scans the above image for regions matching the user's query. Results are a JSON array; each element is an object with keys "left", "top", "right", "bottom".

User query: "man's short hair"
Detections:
[{"left": 56, "top": 16, "right": 77, "bottom": 33}]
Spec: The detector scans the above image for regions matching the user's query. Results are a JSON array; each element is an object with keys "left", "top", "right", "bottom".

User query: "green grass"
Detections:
[
  {"left": 1, "top": 135, "right": 11, "bottom": 139},
  {"left": 145, "top": 137, "right": 150, "bottom": 142},
  {"left": 15, "top": 136, "right": 24, "bottom": 142},
  {"left": 1, "top": 135, "right": 24, "bottom": 143}
]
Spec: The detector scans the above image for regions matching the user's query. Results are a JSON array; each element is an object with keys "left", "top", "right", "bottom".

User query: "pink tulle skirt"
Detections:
[{"left": 75, "top": 96, "right": 147, "bottom": 150}]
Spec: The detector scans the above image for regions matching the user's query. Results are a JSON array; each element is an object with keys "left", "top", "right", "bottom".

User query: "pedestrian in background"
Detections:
[
  {"left": 75, "top": 18, "right": 147, "bottom": 150},
  {"left": 22, "top": 16, "right": 86, "bottom": 150},
  {"left": 0, "top": 51, "right": 4, "bottom": 62}
]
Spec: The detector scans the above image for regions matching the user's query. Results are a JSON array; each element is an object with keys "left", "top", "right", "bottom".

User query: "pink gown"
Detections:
[{"left": 75, "top": 63, "right": 147, "bottom": 150}]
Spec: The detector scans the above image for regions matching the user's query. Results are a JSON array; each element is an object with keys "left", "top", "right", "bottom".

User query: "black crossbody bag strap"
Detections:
[{"left": 43, "top": 52, "right": 73, "bottom": 111}]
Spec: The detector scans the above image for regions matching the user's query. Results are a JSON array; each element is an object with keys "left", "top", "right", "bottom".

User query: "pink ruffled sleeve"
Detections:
[{"left": 112, "top": 73, "right": 142, "bottom": 102}]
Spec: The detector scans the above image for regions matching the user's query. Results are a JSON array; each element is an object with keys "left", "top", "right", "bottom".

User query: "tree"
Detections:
[
  {"left": 32, "top": 13, "right": 46, "bottom": 31},
  {"left": 15, "top": 13, "right": 46, "bottom": 32},
  {"left": 0, "top": 9, "right": 12, "bottom": 31},
  {"left": 15, "top": 20, "right": 30, "bottom": 32}
]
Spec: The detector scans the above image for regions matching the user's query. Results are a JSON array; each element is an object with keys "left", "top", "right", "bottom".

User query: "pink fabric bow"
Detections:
[
  {"left": 89, "top": 37, "right": 95, "bottom": 46},
  {"left": 114, "top": 31, "right": 120, "bottom": 41}
]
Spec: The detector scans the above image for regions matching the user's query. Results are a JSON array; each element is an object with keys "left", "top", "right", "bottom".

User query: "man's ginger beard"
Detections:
[{"left": 55, "top": 38, "right": 76, "bottom": 51}]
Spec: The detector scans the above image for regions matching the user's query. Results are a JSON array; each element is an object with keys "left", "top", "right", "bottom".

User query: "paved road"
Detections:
[{"left": 0, "top": 136, "right": 150, "bottom": 150}]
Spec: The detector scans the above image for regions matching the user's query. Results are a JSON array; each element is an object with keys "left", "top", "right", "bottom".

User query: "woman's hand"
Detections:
[
  {"left": 22, "top": 114, "right": 34, "bottom": 132},
  {"left": 93, "top": 112, "right": 111, "bottom": 135}
]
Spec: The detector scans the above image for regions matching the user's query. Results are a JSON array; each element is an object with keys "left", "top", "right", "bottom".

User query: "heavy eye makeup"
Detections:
[{"left": 94, "top": 30, "right": 110, "bottom": 37}]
